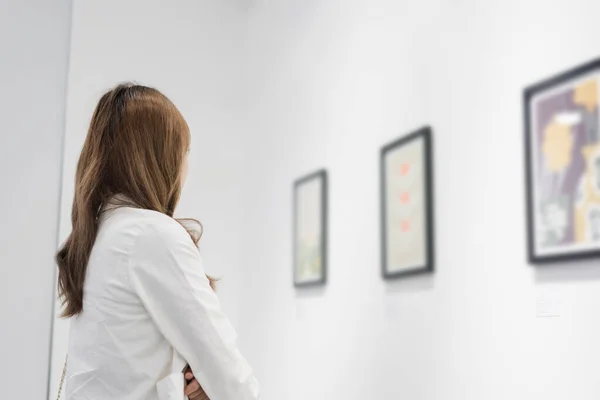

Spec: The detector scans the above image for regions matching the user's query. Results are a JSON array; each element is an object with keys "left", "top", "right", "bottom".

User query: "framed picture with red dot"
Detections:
[{"left": 380, "top": 126, "right": 435, "bottom": 279}]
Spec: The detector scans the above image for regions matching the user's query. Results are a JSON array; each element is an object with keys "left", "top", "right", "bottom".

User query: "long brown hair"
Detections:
[{"left": 56, "top": 83, "right": 214, "bottom": 318}]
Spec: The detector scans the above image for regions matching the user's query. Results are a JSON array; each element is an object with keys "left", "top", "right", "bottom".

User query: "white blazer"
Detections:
[{"left": 65, "top": 202, "right": 260, "bottom": 400}]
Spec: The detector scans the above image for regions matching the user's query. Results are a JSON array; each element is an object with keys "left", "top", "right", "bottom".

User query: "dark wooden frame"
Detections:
[
  {"left": 380, "top": 126, "right": 435, "bottom": 279},
  {"left": 524, "top": 58, "right": 600, "bottom": 264},
  {"left": 293, "top": 169, "right": 328, "bottom": 287}
]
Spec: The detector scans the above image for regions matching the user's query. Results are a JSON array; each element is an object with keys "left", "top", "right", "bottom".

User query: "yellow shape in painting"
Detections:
[
  {"left": 582, "top": 143, "right": 600, "bottom": 201},
  {"left": 574, "top": 79, "right": 598, "bottom": 112},
  {"left": 574, "top": 143, "right": 600, "bottom": 242},
  {"left": 542, "top": 120, "right": 573, "bottom": 172}
]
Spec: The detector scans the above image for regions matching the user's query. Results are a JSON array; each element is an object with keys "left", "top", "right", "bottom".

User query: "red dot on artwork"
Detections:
[
  {"left": 400, "top": 163, "right": 411, "bottom": 176},
  {"left": 400, "top": 192, "right": 410, "bottom": 204},
  {"left": 401, "top": 220, "right": 410, "bottom": 232}
]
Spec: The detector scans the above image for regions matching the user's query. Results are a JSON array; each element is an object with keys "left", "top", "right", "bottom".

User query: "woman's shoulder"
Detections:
[
  {"left": 107, "top": 207, "right": 191, "bottom": 247},
  {"left": 117, "top": 208, "right": 198, "bottom": 268},
  {"left": 131, "top": 208, "right": 188, "bottom": 239}
]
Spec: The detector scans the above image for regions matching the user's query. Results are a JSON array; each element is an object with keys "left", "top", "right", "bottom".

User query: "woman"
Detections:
[{"left": 56, "top": 83, "right": 260, "bottom": 399}]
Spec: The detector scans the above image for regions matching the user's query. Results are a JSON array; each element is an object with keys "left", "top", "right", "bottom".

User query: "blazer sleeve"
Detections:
[{"left": 128, "top": 220, "right": 260, "bottom": 400}]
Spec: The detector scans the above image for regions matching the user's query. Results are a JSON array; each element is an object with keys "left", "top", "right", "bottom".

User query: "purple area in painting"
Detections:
[{"left": 534, "top": 86, "right": 593, "bottom": 244}]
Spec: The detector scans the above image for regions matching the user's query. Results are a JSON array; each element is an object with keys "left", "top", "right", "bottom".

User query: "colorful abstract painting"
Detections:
[
  {"left": 526, "top": 60, "right": 600, "bottom": 263},
  {"left": 293, "top": 170, "right": 327, "bottom": 286},
  {"left": 381, "top": 127, "right": 434, "bottom": 278}
]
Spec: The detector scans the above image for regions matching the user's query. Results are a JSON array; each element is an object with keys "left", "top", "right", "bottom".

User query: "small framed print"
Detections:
[
  {"left": 293, "top": 170, "right": 327, "bottom": 287},
  {"left": 381, "top": 126, "right": 435, "bottom": 279},
  {"left": 524, "top": 58, "right": 600, "bottom": 264}
]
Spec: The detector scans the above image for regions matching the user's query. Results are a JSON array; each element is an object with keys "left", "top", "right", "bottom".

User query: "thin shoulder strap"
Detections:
[{"left": 56, "top": 354, "right": 68, "bottom": 400}]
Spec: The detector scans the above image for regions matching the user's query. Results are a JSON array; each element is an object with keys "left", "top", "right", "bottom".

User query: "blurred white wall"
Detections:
[
  {"left": 236, "top": 0, "right": 600, "bottom": 399},
  {"left": 0, "top": 0, "right": 72, "bottom": 398},
  {"left": 47, "top": 0, "right": 250, "bottom": 397}
]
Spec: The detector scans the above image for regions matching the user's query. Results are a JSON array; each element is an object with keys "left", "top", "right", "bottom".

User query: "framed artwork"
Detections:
[
  {"left": 380, "top": 126, "right": 435, "bottom": 279},
  {"left": 293, "top": 170, "right": 327, "bottom": 287},
  {"left": 524, "top": 58, "right": 600, "bottom": 264}
]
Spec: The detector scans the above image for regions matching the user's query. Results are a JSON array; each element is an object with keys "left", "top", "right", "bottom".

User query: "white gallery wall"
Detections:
[
  {"left": 40, "top": 0, "right": 600, "bottom": 399},
  {"left": 235, "top": 0, "right": 600, "bottom": 399},
  {"left": 0, "top": 0, "right": 72, "bottom": 398}
]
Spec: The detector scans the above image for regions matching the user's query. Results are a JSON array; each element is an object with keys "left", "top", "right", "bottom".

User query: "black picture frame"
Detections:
[
  {"left": 380, "top": 126, "right": 435, "bottom": 279},
  {"left": 524, "top": 58, "right": 600, "bottom": 264},
  {"left": 293, "top": 169, "right": 328, "bottom": 287}
]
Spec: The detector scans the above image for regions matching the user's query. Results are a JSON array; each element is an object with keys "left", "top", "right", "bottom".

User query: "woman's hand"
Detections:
[{"left": 184, "top": 369, "right": 209, "bottom": 400}]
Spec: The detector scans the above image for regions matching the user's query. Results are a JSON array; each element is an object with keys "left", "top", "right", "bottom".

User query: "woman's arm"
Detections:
[{"left": 129, "top": 219, "right": 260, "bottom": 400}]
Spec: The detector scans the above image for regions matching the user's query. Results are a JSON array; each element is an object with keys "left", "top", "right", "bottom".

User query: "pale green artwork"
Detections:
[{"left": 295, "top": 177, "right": 323, "bottom": 284}]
